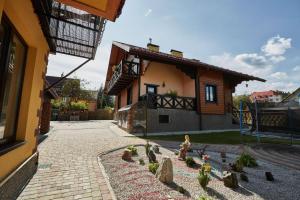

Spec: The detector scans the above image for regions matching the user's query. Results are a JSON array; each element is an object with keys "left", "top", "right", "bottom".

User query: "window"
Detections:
[
  {"left": 117, "top": 94, "right": 121, "bottom": 109},
  {"left": 145, "top": 84, "right": 157, "bottom": 94},
  {"left": 127, "top": 86, "right": 133, "bottom": 105},
  {"left": 205, "top": 85, "right": 217, "bottom": 103},
  {"left": 0, "top": 16, "right": 27, "bottom": 146},
  {"left": 159, "top": 115, "right": 169, "bottom": 123}
]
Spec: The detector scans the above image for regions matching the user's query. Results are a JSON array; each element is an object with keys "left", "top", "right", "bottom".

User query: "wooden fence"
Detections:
[{"left": 51, "top": 109, "right": 114, "bottom": 121}]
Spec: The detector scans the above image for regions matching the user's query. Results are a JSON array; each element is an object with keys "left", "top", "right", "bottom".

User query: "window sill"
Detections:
[{"left": 0, "top": 141, "right": 26, "bottom": 156}]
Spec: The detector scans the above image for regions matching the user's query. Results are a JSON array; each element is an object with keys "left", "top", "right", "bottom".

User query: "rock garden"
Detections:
[{"left": 99, "top": 136, "right": 300, "bottom": 200}]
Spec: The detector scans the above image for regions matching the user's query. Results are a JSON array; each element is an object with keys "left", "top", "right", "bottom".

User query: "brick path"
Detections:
[{"left": 17, "top": 121, "right": 143, "bottom": 200}]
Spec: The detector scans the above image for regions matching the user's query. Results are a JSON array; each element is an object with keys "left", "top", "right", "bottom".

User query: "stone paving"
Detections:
[{"left": 17, "top": 121, "right": 143, "bottom": 200}]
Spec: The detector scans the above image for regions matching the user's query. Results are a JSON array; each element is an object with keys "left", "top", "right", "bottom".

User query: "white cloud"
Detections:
[
  {"left": 235, "top": 53, "right": 269, "bottom": 68},
  {"left": 269, "top": 55, "right": 286, "bottom": 63},
  {"left": 293, "top": 65, "right": 300, "bottom": 71},
  {"left": 261, "top": 35, "right": 292, "bottom": 56},
  {"left": 144, "top": 9, "right": 152, "bottom": 17},
  {"left": 270, "top": 72, "right": 288, "bottom": 79}
]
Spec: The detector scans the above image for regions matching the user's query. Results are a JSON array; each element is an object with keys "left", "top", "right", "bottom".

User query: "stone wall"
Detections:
[
  {"left": 201, "top": 113, "right": 239, "bottom": 130},
  {"left": 146, "top": 108, "right": 200, "bottom": 133},
  {"left": 0, "top": 153, "right": 38, "bottom": 200}
]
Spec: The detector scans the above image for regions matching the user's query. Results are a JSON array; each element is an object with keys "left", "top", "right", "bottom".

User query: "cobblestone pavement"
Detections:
[{"left": 17, "top": 121, "right": 144, "bottom": 200}]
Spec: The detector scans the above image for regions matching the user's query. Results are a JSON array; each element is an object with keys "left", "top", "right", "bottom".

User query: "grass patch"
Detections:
[{"left": 141, "top": 131, "right": 300, "bottom": 145}]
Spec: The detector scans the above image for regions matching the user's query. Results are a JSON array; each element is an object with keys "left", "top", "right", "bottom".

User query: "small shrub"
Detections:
[
  {"left": 185, "top": 157, "right": 196, "bottom": 167},
  {"left": 198, "top": 168, "right": 210, "bottom": 189},
  {"left": 231, "top": 160, "right": 244, "bottom": 172},
  {"left": 127, "top": 145, "right": 138, "bottom": 156},
  {"left": 237, "top": 153, "right": 258, "bottom": 167},
  {"left": 69, "top": 101, "right": 88, "bottom": 110},
  {"left": 139, "top": 158, "right": 145, "bottom": 165},
  {"left": 198, "top": 195, "right": 212, "bottom": 200},
  {"left": 148, "top": 163, "right": 159, "bottom": 174},
  {"left": 174, "top": 151, "right": 179, "bottom": 155}
]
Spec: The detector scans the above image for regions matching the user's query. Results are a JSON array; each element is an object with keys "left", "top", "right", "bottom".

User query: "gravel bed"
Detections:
[{"left": 100, "top": 145, "right": 300, "bottom": 200}]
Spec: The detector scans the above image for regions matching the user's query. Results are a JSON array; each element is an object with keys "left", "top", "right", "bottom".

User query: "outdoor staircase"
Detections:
[{"left": 245, "top": 144, "right": 300, "bottom": 171}]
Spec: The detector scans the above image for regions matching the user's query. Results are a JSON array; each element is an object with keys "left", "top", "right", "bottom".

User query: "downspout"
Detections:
[
  {"left": 45, "top": 59, "right": 91, "bottom": 91},
  {"left": 195, "top": 69, "right": 202, "bottom": 130}
]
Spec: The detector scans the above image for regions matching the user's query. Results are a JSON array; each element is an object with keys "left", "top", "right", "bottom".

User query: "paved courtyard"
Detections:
[{"left": 17, "top": 121, "right": 143, "bottom": 200}]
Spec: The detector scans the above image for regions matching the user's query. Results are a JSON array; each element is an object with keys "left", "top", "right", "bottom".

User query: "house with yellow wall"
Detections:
[
  {"left": 0, "top": 0, "right": 125, "bottom": 199},
  {"left": 104, "top": 42, "right": 265, "bottom": 133}
]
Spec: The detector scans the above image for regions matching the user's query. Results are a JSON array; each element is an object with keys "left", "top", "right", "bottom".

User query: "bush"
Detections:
[
  {"left": 198, "top": 169, "right": 210, "bottom": 189},
  {"left": 165, "top": 89, "right": 178, "bottom": 97},
  {"left": 70, "top": 101, "right": 88, "bottom": 110},
  {"left": 185, "top": 157, "right": 196, "bottom": 167},
  {"left": 237, "top": 153, "right": 258, "bottom": 167},
  {"left": 198, "top": 195, "right": 212, "bottom": 200},
  {"left": 139, "top": 158, "right": 145, "bottom": 165},
  {"left": 148, "top": 163, "right": 159, "bottom": 174},
  {"left": 127, "top": 145, "right": 138, "bottom": 156}
]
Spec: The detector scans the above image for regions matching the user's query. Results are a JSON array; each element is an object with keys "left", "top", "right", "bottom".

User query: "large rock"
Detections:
[
  {"left": 155, "top": 157, "right": 173, "bottom": 184},
  {"left": 122, "top": 149, "right": 132, "bottom": 161},
  {"left": 223, "top": 172, "right": 239, "bottom": 188}
]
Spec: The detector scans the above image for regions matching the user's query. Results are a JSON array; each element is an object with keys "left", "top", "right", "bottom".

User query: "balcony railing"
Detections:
[
  {"left": 107, "top": 60, "right": 140, "bottom": 94},
  {"left": 141, "top": 94, "right": 196, "bottom": 110}
]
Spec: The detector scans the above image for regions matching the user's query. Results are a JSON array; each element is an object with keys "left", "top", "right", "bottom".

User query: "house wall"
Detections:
[
  {"left": 117, "top": 79, "right": 139, "bottom": 109},
  {"left": 0, "top": 0, "right": 49, "bottom": 198},
  {"left": 199, "top": 71, "right": 225, "bottom": 114},
  {"left": 140, "top": 62, "right": 195, "bottom": 97}
]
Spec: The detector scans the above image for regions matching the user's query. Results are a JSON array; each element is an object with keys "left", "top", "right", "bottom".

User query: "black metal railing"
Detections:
[
  {"left": 141, "top": 93, "right": 196, "bottom": 110},
  {"left": 107, "top": 60, "right": 140, "bottom": 92}
]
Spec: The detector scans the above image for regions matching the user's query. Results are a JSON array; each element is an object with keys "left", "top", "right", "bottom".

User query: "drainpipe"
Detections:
[{"left": 45, "top": 59, "right": 91, "bottom": 91}]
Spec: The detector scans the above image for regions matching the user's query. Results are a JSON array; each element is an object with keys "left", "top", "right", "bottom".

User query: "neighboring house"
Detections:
[
  {"left": 46, "top": 75, "right": 77, "bottom": 97},
  {"left": 250, "top": 90, "right": 282, "bottom": 103},
  {"left": 280, "top": 88, "right": 300, "bottom": 107},
  {"left": 0, "top": 0, "right": 125, "bottom": 199},
  {"left": 104, "top": 42, "right": 265, "bottom": 133}
]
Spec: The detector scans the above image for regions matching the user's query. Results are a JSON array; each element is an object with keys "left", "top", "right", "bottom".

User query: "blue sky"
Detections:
[{"left": 47, "top": 0, "right": 300, "bottom": 94}]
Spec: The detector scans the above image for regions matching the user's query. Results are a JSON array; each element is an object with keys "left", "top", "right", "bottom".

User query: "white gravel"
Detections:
[{"left": 100, "top": 145, "right": 300, "bottom": 200}]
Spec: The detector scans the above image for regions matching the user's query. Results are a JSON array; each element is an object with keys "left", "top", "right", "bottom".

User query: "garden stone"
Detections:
[
  {"left": 265, "top": 172, "right": 274, "bottom": 181},
  {"left": 155, "top": 156, "right": 173, "bottom": 183},
  {"left": 153, "top": 145, "right": 160, "bottom": 154},
  {"left": 122, "top": 149, "right": 132, "bottom": 161},
  {"left": 240, "top": 173, "right": 249, "bottom": 182},
  {"left": 223, "top": 172, "right": 239, "bottom": 188},
  {"left": 148, "top": 150, "right": 157, "bottom": 163}
]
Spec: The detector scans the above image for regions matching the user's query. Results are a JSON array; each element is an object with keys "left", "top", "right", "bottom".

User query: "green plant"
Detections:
[
  {"left": 148, "top": 163, "right": 159, "bottom": 174},
  {"left": 237, "top": 153, "right": 258, "bottom": 167},
  {"left": 165, "top": 90, "right": 178, "bottom": 97},
  {"left": 197, "top": 168, "right": 210, "bottom": 189},
  {"left": 139, "top": 158, "right": 145, "bottom": 165},
  {"left": 198, "top": 195, "right": 212, "bottom": 200},
  {"left": 185, "top": 157, "right": 196, "bottom": 167},
  {"left": 69, "top": 101, "right": 88, "bottom": 110},
  {"left": 127, "top": 145, "right": 138, "bottom": 156}
]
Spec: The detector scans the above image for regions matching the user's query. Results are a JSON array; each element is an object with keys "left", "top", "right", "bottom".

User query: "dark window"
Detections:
[
  {"left": 127, "top": 86, "right": 133, "bottom": 105},
  {"left": 0, "top": 16, "right": 27, "bottom": 146},
  {"left": 117, "top": 94, "right": 121, "bottom": 109},
  {"left": 145, "top": 84, "right": 157, "bottom": 94},
  {"left": 159, "top": 115, "right": 169, "bottom": 123},
  {"left": 205, "top": 85, "right": 217, "bottom": 103}
]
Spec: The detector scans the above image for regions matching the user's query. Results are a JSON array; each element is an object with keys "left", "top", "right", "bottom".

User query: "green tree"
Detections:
[
  {"left": 233, "top": 94, "right": 251, "bottom": 109},
  {"left": 97, "top": 84, "right": 114, "bottom": 109},
  {"left": 61, "top": 77, "right": 92, "bottom": 102}
]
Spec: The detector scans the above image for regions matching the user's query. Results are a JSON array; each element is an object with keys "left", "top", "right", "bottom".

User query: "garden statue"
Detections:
[
  {"left": 148, "top": 149, "right": 157, "bottom": 163},
  {"left": 178, "top": 135, "right": 191, "bottom": 160}
]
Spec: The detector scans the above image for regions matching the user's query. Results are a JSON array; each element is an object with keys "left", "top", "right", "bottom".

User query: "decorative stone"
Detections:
[
  {"left": 153, "top": 145, "right": 160, "bottom": 154},
  {"left": 155, "top": 156, "right": 173, "bottom": 183},
  {"left": 148, "top": 150, "right": 157, "bottom": 163},
  {"left": 223, "top": 172, "right": 239, "bottom": 188},
  {"left": 240, "top": 173, "right": 249, "bottom": 182},
  {"left": 265, "top": 172, "right": 274, "bottom": 181},
  {"left": 122, "top": 149, "right": 132, "bottom": 161}
]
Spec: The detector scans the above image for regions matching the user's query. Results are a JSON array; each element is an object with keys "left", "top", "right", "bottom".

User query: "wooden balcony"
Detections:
[
  {"left": 141, "top": 94, "right": 196, "bottom": 110},
  {"left": 107, "top": 60, "right": 140, "bottom": 95}
]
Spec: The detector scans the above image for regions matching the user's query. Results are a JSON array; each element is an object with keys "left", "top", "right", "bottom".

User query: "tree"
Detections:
[
  {"left": 233, "top": 94, "right": 251, "bottom": 109},
  {"left": 97, "top": 84, "right": 114, "bottom": 109}
]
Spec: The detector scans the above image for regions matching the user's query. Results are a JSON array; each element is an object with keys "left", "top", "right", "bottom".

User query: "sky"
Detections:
[{"left": 47, "top": 0, "right": 300, "bottom": 95}]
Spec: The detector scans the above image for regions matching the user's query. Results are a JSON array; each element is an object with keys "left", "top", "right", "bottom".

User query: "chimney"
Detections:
[
  {"left": 147, "top": 43, "right": 160, "bottom": 52},
  {"left": 170, "top": 49, "right": 183, "bottom": 58}
]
